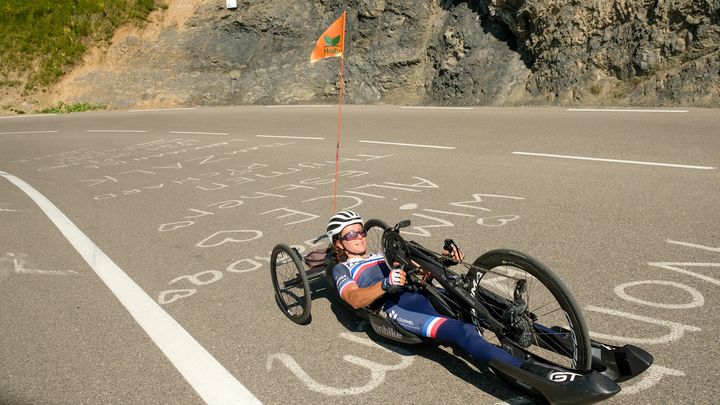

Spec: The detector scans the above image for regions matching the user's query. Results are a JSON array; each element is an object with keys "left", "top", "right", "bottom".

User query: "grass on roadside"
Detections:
[
  {"left": 0, "top": 0, "right": 166, "bottom": 95},
  {"left": 38, "top": 101, "right": 106, "bottom": 113}
]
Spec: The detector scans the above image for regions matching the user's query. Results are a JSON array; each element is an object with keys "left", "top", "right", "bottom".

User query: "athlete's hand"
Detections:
[
  {"left": 381, "top": 268, "right": 406, "bottom": 293},
  {"left": 442, "top": 240, "right": 464, "bottom": 262}
]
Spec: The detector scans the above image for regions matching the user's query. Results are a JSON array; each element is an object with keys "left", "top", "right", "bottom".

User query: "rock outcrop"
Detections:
[
  {"left": 35, "top": 0, "right": 720, "bottom": 109},
  {"left": 485, "top": 0, "right": 720, "bottom": 105}
]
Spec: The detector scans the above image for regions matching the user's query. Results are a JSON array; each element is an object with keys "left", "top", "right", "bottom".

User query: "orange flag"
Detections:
[{"left": 310, "top": 11, "right": 346, "bottom": 63}]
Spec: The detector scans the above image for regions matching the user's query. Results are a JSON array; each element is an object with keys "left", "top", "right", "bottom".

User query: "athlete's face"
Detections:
[{"left": 338, "top": 223, "right": 366, "bottom": 258}]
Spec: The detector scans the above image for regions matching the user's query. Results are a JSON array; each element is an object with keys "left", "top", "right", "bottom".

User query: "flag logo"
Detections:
[{"left": 324, "top": 35, "right": 341, "bottom": 46}]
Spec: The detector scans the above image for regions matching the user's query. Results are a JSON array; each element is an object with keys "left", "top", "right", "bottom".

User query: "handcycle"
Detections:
[{"left": 269, "top": 219, "right": 653, "bottom": 404}]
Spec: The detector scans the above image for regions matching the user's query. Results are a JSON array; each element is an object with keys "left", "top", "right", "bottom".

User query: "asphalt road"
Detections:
[{"left": 1, "top": 105, "right": 718, "bottom": 404}]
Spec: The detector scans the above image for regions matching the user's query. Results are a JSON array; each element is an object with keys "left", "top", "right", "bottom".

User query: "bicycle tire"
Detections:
[
  {"left": 364, "top": 218, "right": 389, "bottom": 255},
  {"left": 469, "top": 249, "right": 592, "bottom": 371},
  {"left": 270, "top": 243, "right": 311, "bottom": 325}
]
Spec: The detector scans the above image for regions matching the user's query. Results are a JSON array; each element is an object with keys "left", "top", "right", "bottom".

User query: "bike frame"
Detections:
[{"left": 403, "top": 241, "right": 509, "bottom": 335}]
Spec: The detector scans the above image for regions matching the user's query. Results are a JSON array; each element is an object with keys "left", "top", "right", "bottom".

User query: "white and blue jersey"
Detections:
[{"left": 331, "top": 252, "right": 390, "bottom": 298}]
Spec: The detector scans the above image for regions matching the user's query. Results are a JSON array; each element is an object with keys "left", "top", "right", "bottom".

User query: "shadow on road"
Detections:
[{"left": 304, "top": 278, "right": 541, "bottom": 404}]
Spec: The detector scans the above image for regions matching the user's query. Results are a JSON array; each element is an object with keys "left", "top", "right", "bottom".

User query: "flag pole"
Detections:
[{"left": 332, "top": 10, "right": 346, "bottom": 214}]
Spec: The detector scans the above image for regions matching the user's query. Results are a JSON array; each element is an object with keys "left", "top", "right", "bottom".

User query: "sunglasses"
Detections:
[{"left": 340, "top": 230, "right": 366, "bottom": 241}]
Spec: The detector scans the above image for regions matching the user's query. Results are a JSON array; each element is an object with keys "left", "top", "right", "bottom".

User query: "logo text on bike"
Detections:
[{"left": 549, "top": 372, "right": 582, "bottom": 382}]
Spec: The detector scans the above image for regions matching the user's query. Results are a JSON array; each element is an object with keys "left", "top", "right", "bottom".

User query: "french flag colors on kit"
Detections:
[{"left": 422, "top": 317, "right": 448, "bottom": 338}]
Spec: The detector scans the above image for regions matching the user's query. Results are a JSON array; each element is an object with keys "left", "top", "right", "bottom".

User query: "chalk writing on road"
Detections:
[
  {"left": 157, "top": 241, "right": 322, "bottom": 305},
  {"left": 266, "top": 332, "right": 414, "bottom": 396},
  {"left": 89, "top": 153, "right": 389, "bottom": 201},
  {"left": 156, "top": 185, "right": 526, "bottom": 305},
  {"left": 0, "top": 252, "right": 79, "bottom": 282},
  {"left": 24, "top": 138, "right": 263, "bottom": 171},
  {"left": 583, "top": 239, "right": 718, "bottom": 395},
  {"left": 396, "top": 194, "right": 525, "bottom": 236},
  {"left": 195, "top": 230, "right": 264, "bottom": 248},
  {"left": 24, "top": 139, "right": 204, "bottom": 170}
]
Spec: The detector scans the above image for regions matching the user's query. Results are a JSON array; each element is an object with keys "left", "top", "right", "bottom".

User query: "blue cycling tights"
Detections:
[{"left": 384, "top": 290, "right": 522, "bottom": 367}]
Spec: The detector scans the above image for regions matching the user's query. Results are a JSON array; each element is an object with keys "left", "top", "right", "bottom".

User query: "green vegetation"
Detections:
[
  {"left": 38, "top": 101, "right": 106, "bottom": 113},
  {"left": 0, "top": 0, "right": 166, "bottom": 94}
]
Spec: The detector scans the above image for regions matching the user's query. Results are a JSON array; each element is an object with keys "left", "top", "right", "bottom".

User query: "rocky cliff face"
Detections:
[
  {"left": 181, "top": 0, "right": 530, "bottom": 106},
  {"left": 486, "top": 0, "right": 720, "bottom": 105},
  {"left": 40, "top": 0, "right": 720, "bottom": 109}
]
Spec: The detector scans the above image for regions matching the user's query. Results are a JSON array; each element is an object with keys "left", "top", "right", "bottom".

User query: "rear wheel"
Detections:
[
  {"left": 270, "top": 244, "right": 311, "bottom": 324},
  {"left": 469, "top": 249, "right": 592, "bottom": 371},
  {"left": 364, "top": 219, "right": 389, "bottom": 255}
]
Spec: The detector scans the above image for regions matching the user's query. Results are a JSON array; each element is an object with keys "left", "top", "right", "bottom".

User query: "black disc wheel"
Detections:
[
  {"left": 469, "top": 249, "right": 592, "bottom": 371},
  {"left": 364, "top": 218, "right": 389, "bottom": 255},
  {"left": 270, "top": 244, "right": 311, "bottom": 324}
]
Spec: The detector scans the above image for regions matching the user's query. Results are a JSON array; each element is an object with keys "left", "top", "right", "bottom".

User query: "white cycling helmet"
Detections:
[{"left": 327, "top": 210, "right": 363, "bottom": 239}]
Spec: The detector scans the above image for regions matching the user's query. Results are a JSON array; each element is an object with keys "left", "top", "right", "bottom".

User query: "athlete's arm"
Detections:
[
  {"left": 334, "top": 259, "right": 406, "bottom": 309},
  {"left": 333, "top": 264, "right": 387, "bottom": 309},
  {"left": 341, "top": 282, "right": 385, "bottom": 309}
]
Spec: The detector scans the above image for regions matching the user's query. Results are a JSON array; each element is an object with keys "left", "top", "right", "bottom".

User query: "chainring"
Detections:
[{"left": 382, "top": 229, "right": 411, "bottom": 268}]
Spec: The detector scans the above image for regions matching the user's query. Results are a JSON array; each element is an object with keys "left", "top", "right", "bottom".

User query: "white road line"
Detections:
[
  {"left": 129, "top": 108, "right": 197, "bottom": 112},
  {"left": 401, "top": 106, "right": 474, "bottom": 110},
  {"left": 617, "top": 365, "right": 685, "bottom": 396},
  {"left": 0, "top": 130, "right": 59, "bottom": 135},
  {"left": 86, "top": 130, "right": 148, "bottom": 133},
  {"left": 666, "top": 240, "right": 720, "bottom": 253},
  {"left": 358, "top": 140, "right": 456, "bottom": 150},
  {"left": 0, "top": 171, "right": 260, "bottom": 405},
  {"left": 257, "top": 135, "right": 324, "bottom": 140},
  {"left": 170, "top": 131, "right": 229, "bottom": 136},
  {"left": 512, "top": 152, "right": 716, "bottom": 170},
  {"left": 567, "top": 108, "right": 688, "bottom": 113},
  {"left": 0, "top": 114, "right": 57, "bottom": 119},
  {"left": 265, "top": 105, "right": 332, "bottom": 108},
  {"left": 423, "top": 209, "right": 475, "bottom": 217}
]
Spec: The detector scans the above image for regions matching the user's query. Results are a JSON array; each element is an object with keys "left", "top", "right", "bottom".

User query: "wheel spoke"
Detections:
[{"left": 538, "top": 306, "right": 563, "bottom": 318}]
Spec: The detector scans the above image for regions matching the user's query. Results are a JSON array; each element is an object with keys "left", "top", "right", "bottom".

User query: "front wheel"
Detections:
[
  {"left": 364, "top": 218, "right": 389, "bottom": 255},
  {"left": 468, "top": 249, "right": 592, "bottom": 371}
]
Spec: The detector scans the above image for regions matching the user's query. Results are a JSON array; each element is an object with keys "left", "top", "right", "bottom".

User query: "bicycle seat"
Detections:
[{"left": 303, "top": 248, "right": 328, "bottom": 269}]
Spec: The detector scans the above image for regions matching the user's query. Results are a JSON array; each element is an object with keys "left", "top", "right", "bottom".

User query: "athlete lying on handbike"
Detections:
[
  {"left": 327, "top": 210, "right": 523, "bottom": 369},
  {"left": 322, "top": 210, "right": 654, "bottom": 404}
]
